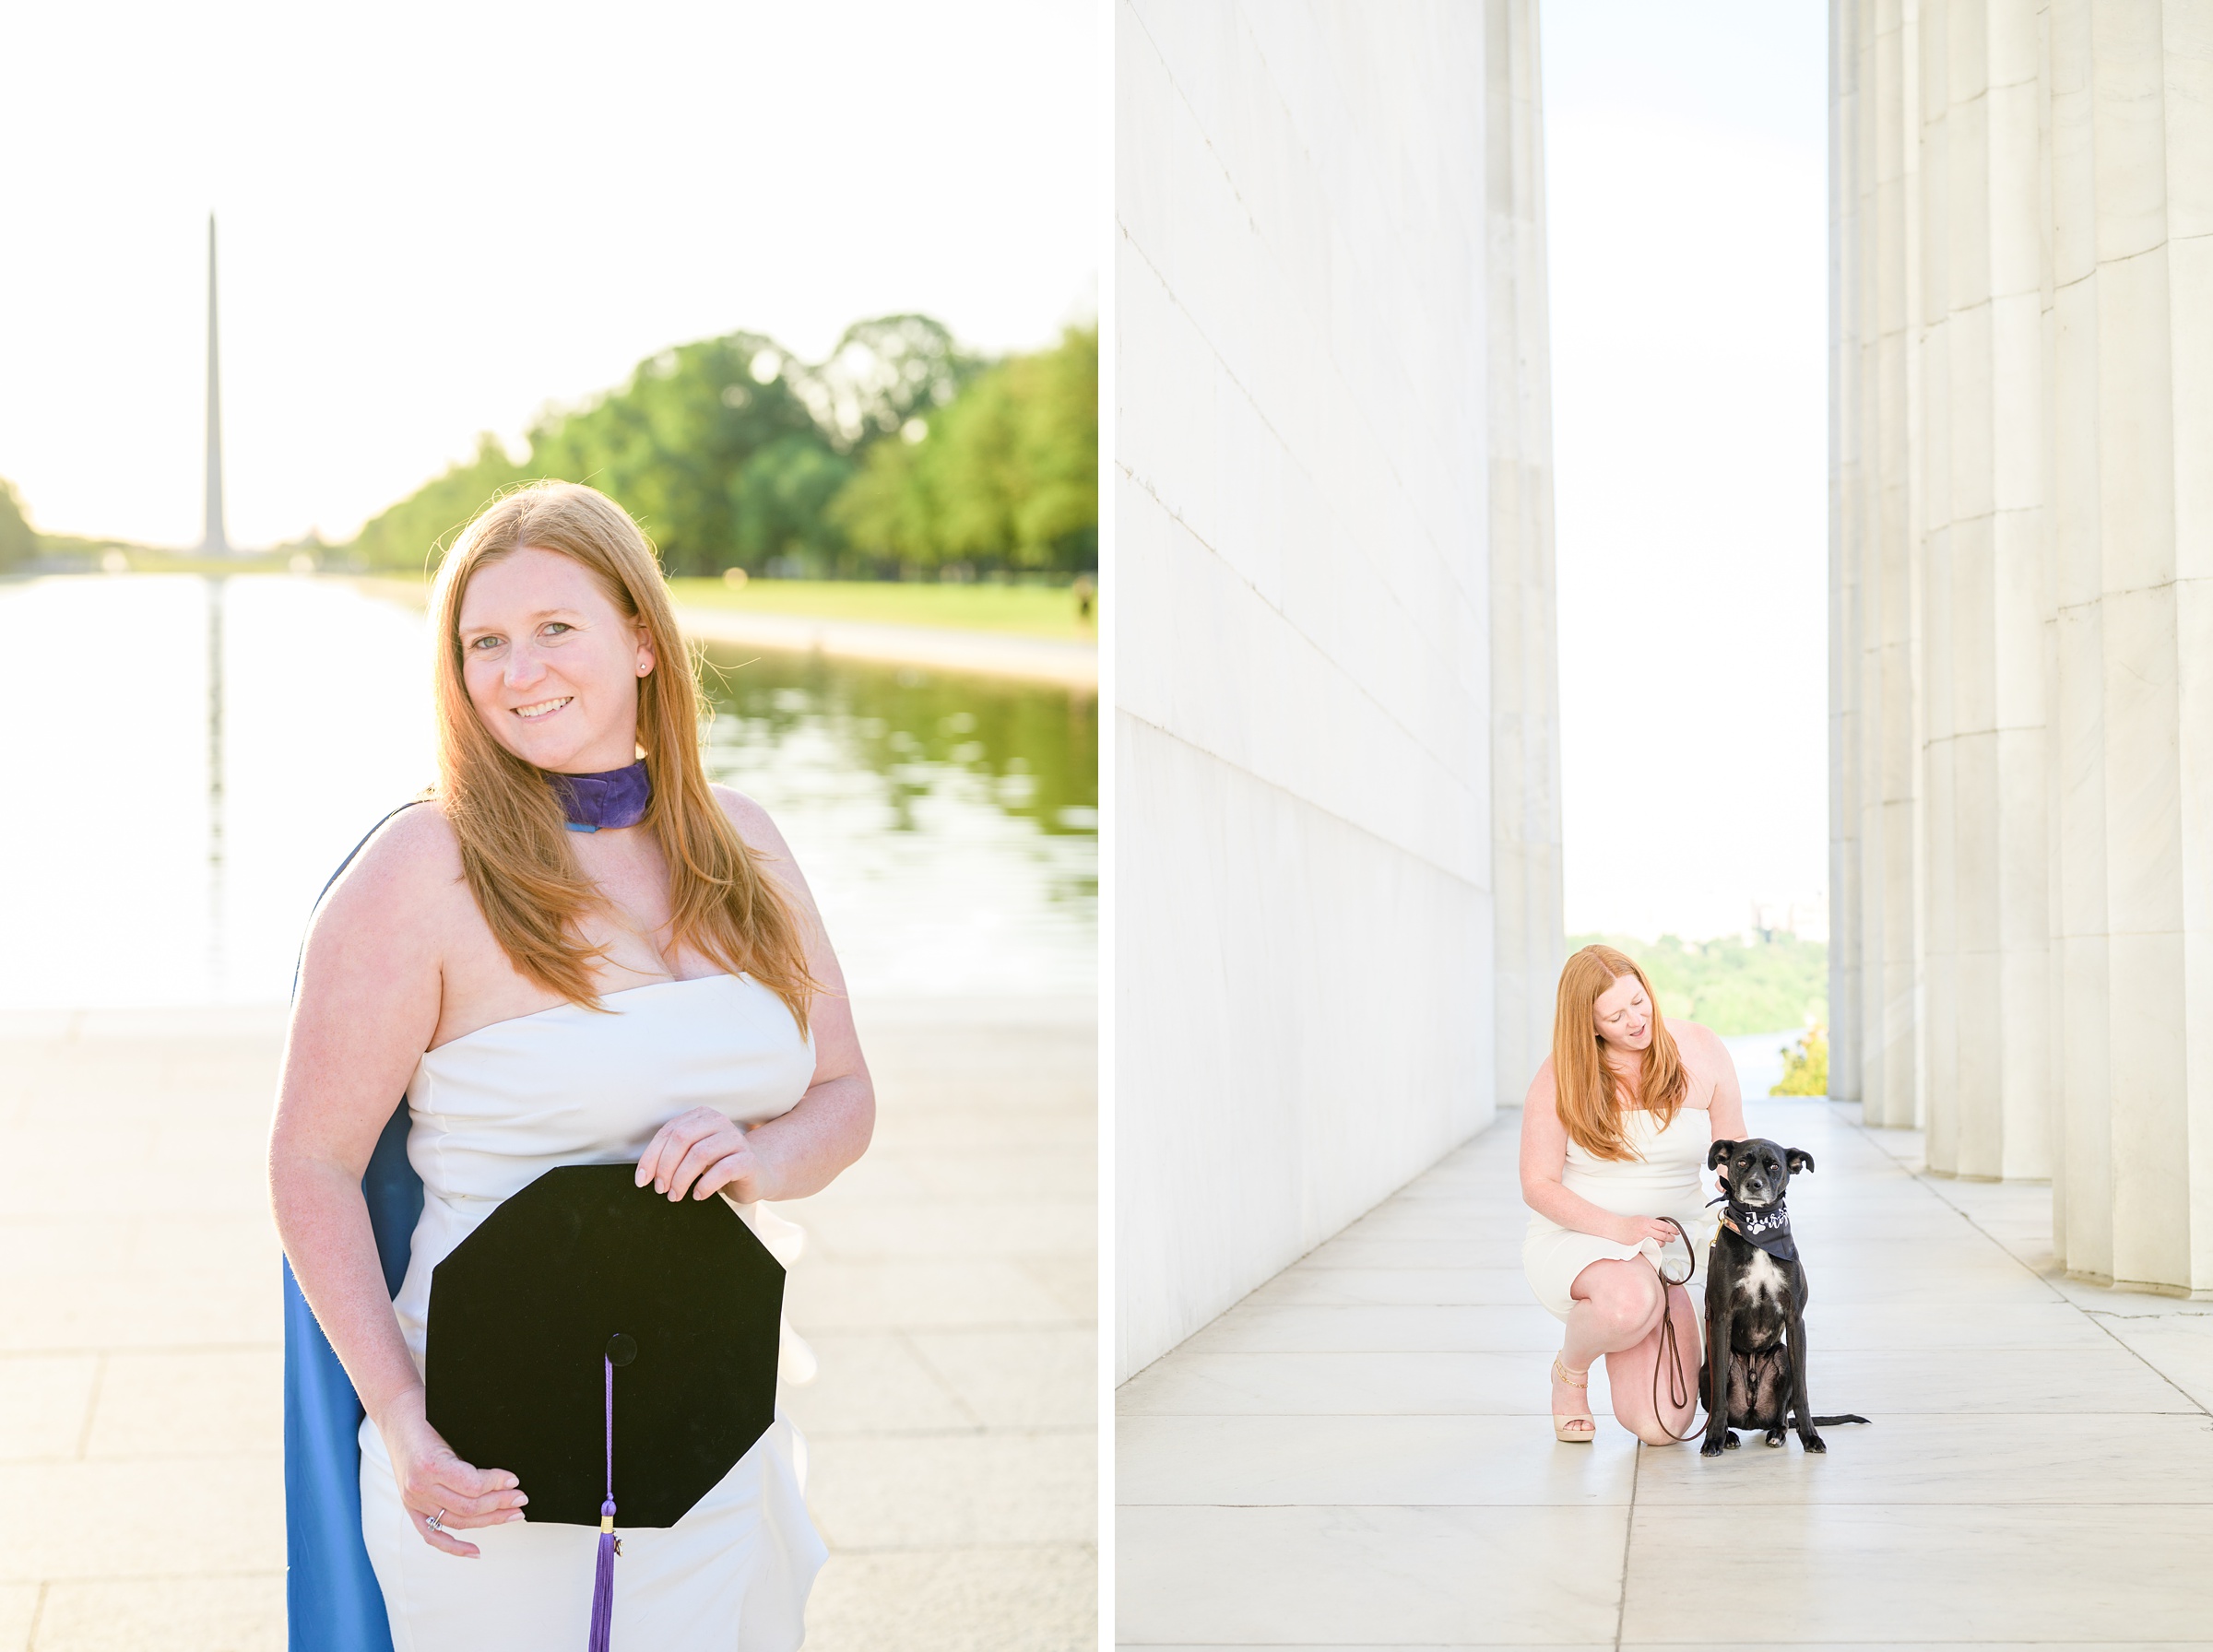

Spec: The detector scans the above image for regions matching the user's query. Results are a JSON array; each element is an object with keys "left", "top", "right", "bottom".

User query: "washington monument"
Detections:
[{"left": 201, "top": 213, "right": 230, "bottom": 554}]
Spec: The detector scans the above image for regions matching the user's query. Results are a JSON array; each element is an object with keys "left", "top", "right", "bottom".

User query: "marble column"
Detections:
[
  {"left": 1828, "top": 0, "right": 1866, "bottom": 1109},
  {"left": 1831, "top": 0, "right": 2213, "bottom": 1292},
  {"left": 1486, "top": 0, "right": 1566, "bottom": 1106},
  {"left": 1915, "top": 0, "right": 2051, "bottom": 1181},
  {"left": 1835, "top": 0, "right": 1926, "bottom": 1128},
  {"left": 2042, "top": 0, "right": 2213, "bottom": 1293}
]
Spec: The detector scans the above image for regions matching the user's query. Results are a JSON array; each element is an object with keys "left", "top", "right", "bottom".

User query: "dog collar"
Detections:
[{"left": 1710, "top": 1177, "right": 1799, "bottom": 1263}]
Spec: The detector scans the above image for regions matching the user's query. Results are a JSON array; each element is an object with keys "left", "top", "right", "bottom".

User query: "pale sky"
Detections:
[
  {"left": 7, "top": 2, "right": 1827, "bottom": 944},
  {"left": 0, "top": 0, "right": 1098, "bottom": 549},
  {"left": 1542, "top": 0, "right": 1828, "bottom": 943}
]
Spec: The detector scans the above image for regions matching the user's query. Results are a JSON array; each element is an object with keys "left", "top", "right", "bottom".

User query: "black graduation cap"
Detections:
[{"left": 426, "top": 1162, "right": 787, "bottom": 1530}]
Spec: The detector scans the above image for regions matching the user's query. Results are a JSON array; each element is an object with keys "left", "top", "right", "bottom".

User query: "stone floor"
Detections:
[
  {"left": 1117, "top": 1094, "right": 2213, "bottom": 1648},
  {"left": 0, "top": 995, "right": 1095, "bottom": 1652}
]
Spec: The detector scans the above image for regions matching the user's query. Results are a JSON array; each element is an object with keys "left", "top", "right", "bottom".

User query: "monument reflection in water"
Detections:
[{"left": 0, "top": 574, "right": 1095, "bottom": 1009}]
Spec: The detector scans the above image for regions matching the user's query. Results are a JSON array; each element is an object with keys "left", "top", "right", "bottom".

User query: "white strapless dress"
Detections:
[
  {"left": 359, "top": 974, "right": 829, "bottom": 1652},
  {"left": 1521, "top": 1107, "right": 1717, "bottom": 1321}
]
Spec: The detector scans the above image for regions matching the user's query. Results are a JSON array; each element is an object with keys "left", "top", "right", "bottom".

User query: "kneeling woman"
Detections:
[{"left": 1520, "top": 945, "right": 1746, "bottom": 1445}]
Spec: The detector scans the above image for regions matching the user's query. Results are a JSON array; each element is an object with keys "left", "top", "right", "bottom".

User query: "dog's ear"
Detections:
[
  {"left": 1786, "top": 1148, "right": 1816, "bottom": 1175},
  {"left": 1709, "top": 1139, "right": 1737, "bottom": 1171}
]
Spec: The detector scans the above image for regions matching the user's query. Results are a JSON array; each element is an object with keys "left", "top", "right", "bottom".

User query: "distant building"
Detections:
[{"left": 1752, "top": 891, "right": 1830, "bottom": 946}]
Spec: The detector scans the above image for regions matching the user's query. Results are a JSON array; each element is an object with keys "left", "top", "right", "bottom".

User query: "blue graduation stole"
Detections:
[{"left": 283, "top": 807, "right": 425, "bottom": 1651}]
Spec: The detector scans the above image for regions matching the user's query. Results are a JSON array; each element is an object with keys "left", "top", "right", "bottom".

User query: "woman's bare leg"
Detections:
[
  {"left": 1604, "top": 1279, "right": 1700, "bottom": 1446},
  {"left": 1564, "top": 1258, "right": 1665, "bottom": 1367},
  {"left": 1554, "top": 1259, "right": 1667, "bottom": 1438}
]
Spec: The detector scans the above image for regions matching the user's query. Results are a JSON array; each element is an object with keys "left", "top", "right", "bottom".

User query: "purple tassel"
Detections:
[
  {"left": 586, "top": 1516, "right": 617, "bottom": 1651},
  {"left": 586, "top": 1355, "right": 618, "bottom": 1652}
]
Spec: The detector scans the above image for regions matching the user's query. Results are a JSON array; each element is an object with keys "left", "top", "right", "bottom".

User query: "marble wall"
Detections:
[
  {"left": 1830, "top": 0, "right": 2213, "bottom": 1294},
  {"left": 1116, "top": 0, "right": 1563, "bottom": 1379}
]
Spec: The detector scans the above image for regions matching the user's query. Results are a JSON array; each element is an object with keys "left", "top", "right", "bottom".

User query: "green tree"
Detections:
[
  {"left": 529, "top": 333, "right": 823, "bottom": 577},
  {"left": 349, "top": 435, "right": 526, "bottom": 571},
  {"left": 731, "top": 434, "right": 856, "bottom": 574},
  {"left": 832, "top": 325, "right": 1098, "bottom": 573},
  {"left": 1008, "top": 324, "right": 1098, "bottom": 563},
  {"left": 0, "top": 477, "right": 36, "bottom": 571},
  {"left": 926, "top": 366, "right": 1026, "bottom": 562},
  {"left": 793, "top": 313, "right": 981, "bottom": 449},
  {"left": 1568, "top": 930, "right": 1828, "bottom": 1036},
  {"left": 830, "top": 433, "right": 935, "bottom": 566},
  {"left": 337, "top": 313, "right": 1077, "bottom": 580}
]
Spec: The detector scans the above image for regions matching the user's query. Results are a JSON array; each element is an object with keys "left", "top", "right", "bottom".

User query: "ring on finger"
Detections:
[{"left": 425, "top": 1508, "right": 446, "bottom": 1534}]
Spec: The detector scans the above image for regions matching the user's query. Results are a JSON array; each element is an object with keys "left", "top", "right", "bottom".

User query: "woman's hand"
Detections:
[
  {"left": 381, "top": 1399, "right": 525, "bottom": 1558},
  {"left": 636, "top": 1106, "right": 765, "bottom": 1203},
  {"left": 1615, "top": 1215, "right": 1683, "bottom": 1249}
]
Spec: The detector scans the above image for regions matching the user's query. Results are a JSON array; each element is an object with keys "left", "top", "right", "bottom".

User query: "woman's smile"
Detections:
[{"left": 457, "top": 545, "right": 657, "bottom": 773}]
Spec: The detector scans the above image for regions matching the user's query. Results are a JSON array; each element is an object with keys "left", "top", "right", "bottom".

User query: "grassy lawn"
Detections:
[
  {"left": 39, "top": 558, "right": 1098, "bottom": 643},
  {"left": 665, "top": 577, "right": 1096, "bottom": 641},
  {"left": 42, "top": 546, "right": 302, "bottom": 576}
]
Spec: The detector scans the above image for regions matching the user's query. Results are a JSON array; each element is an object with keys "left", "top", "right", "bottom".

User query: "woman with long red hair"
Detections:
[
  {"left": 270, "top": 482, "right": 870, "bottom": 1647},
  {"left": 1520, "top": 944, "right": 1748, "bottom": 1443}
]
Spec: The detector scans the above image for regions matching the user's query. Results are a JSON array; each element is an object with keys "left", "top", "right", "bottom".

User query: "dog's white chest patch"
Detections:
[{"left": 1737, "top": 1248, "right": 1789, "bottom": 1303}]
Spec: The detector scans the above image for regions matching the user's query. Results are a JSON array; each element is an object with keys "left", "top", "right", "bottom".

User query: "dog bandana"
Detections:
[{"left": 1711, "top": 1177, "right": 1799, "bottom": 1263}]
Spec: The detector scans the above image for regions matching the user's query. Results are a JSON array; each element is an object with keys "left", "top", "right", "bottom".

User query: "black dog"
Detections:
[{"left": 1699, "top": 1137, "right": 1867, "bottom": 1457}]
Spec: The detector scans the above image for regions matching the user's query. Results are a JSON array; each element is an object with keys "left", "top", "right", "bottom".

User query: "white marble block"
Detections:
[{"left": 1115, "top": 0, "right": 1564, "bottom": 1379}]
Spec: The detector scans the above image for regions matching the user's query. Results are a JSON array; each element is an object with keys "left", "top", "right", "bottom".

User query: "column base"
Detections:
[{"left": 2065, "top": 1268, "right": 2213, "bottom": 1302}]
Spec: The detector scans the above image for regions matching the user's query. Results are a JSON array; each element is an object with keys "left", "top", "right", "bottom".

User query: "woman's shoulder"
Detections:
[
  {"left": 1666, "top": 1019, "right": 1731, "bottom": 1094},
  {"left": 316, "top": 800, "right": 467, "bottom": 926},
  {"left": 358, "top": 796, "right": 461, "bottom": 868},
  {"left": 1669, "top": 1017, "right": 1722, "bottom": 1058},
  {"left": 708, "top": 783, "right": 792, "bottom": 856}
]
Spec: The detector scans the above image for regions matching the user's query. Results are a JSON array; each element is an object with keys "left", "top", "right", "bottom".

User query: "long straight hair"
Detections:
[
  {"left": 429, "top": 480, "right": 819, "bottom": 1031},
  {"left": 1549, "top": 944, "right": 1686, "bottom": 1162}
]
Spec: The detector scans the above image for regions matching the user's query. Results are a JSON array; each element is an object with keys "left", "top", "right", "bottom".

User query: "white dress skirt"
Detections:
[
  {"left": 359, "top": 974, "right": 829, "bottom": 1652},
  {"left": 1521, "top": 1106, "right": 1717, "bottom": 1321}
]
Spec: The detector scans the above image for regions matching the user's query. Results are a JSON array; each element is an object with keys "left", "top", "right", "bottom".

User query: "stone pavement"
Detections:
[
  {"left": 0, "top": 996, "right": 1095, "bottom": 1652},
  {"left": 1118, "top": 1094, "right": 2213, "bottom": 1647}
]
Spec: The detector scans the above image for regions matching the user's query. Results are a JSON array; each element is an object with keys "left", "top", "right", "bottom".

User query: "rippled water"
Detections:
[{"left": 0, "top": 574, "right": 1095, "bottom": 1008}]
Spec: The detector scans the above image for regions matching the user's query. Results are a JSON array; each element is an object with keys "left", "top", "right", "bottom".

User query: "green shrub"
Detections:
[
  {"left": 0, "top": 478, "right": 37, "bottom": 571},
  {"left": 1772, "top": 1026, "right": 1829, "bottom": 1096}
]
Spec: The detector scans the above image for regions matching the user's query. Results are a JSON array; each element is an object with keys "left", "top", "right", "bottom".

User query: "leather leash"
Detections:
[{"left": 1646, "top": 1216, "right": 1700, "bottom": 1444}]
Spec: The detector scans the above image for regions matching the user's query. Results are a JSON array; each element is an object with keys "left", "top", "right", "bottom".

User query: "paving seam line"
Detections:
[{"left": 1614, "top": 1421, "right": 1641, "bottom": 1650}]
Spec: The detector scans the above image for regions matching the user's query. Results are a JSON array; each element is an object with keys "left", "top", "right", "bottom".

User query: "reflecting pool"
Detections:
[{"left": 0, "top": 575, "right": 1096, "bottom": 1008}]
